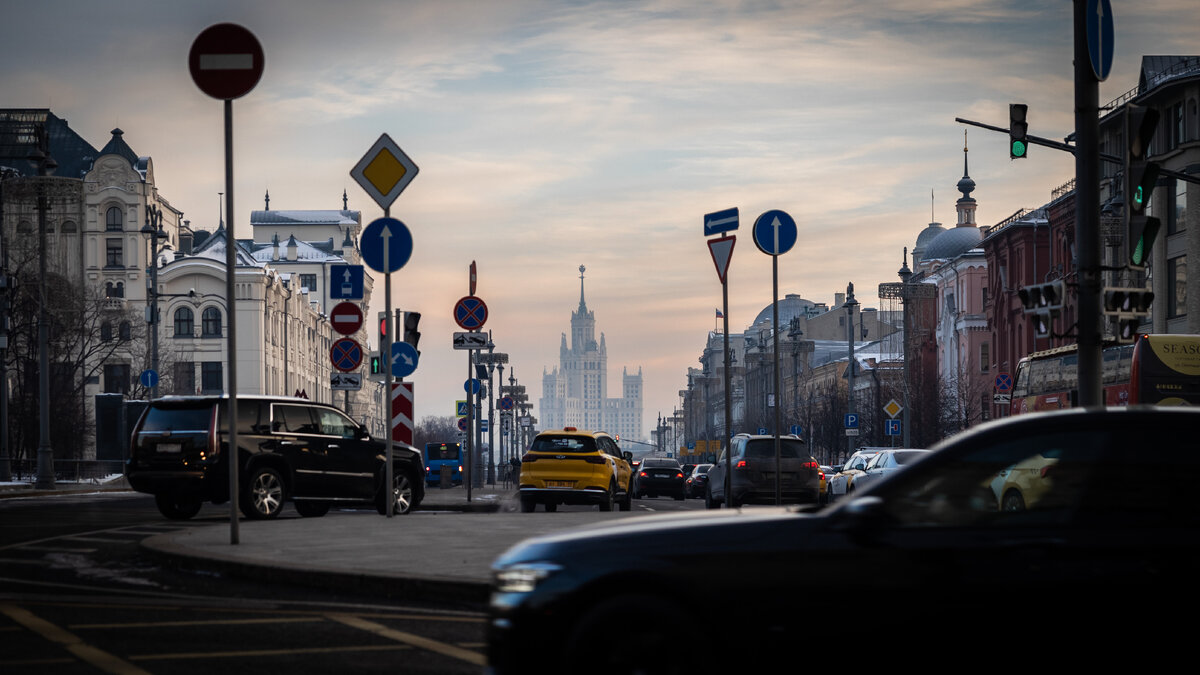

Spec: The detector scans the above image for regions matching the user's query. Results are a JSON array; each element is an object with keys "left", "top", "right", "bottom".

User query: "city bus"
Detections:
[
  {"left": 424, "top": 442, "right": 463, "bottom": 486},
  {"left": 1010, "top": 334, "right": 1200, "bottom": 414}
]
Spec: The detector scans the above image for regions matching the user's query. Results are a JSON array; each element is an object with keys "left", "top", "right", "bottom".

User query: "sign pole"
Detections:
[
  {"left": 224, "top": 98, "right": 241, "bottom": 545},
  {"left": 383, "top": 207, "right": 394, "bottom": 517},
  {"left": 772, "top": 252, "right": 782, "bottom": 506}
]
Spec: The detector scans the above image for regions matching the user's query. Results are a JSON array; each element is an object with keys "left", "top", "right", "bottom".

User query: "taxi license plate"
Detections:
[
  {"left": 157, "top": 443, "right": 182, "bottom": 454},
  {"left": 546, "top": 480, "right": 574, "bottom": 488}
]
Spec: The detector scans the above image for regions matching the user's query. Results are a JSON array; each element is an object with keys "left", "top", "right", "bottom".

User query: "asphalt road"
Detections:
[{"left": 0, "top": 490, "right": 703, "bottom": 674}]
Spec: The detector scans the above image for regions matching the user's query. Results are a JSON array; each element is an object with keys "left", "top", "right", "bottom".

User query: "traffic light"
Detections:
[
  {"left": 369, "top": 353, "right": 383, "bottom": 375},
  {"left": 1103, "top": 286, "right": 1154, "bottom": 344},
  {"left": 403, "top": 311, "right": 421, "bottom": 351},
  {"left": 378, "top": 310, "right": 391, "bottom": 348},
  {"left": 1009, "top": 103, "right": 1028, "bottom": 159},
  {"left": 1017, "top": 280, "right": 1064, "bottom": 338},
  {"left": 1125, "top": 104, "right": 1162, "bottom": 268}
]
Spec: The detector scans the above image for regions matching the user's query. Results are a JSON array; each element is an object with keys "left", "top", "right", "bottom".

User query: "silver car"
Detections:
[{"left": 848, "top": 449, "right": 930, "bottom": 492}]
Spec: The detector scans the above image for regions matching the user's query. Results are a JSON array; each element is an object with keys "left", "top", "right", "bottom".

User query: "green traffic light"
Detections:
[{"left": 1011, "top": 140, "right": 1027, "bottom": 158}]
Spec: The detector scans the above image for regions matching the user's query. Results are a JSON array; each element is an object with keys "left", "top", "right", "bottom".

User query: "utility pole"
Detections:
[{"left": 1073, "top": 0, "right": 1103, "bottom": 405}]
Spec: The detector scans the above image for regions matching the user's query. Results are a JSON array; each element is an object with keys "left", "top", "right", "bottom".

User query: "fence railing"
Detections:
[{"left": 4, "top": 460, "right": 126, "bottom": 484}]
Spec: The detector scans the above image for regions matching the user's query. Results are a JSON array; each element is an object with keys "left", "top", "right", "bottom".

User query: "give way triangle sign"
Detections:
[{"left": 708, "top": 235, "right": 736, "bottom": 284}]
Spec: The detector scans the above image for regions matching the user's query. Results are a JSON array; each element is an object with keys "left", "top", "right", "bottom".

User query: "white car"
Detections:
[
  {"left": 848, "top": 449, "right": 930, "bottom": 493},
  {"left": 827, "top": 450, "right": 883, "bottom": 501}
]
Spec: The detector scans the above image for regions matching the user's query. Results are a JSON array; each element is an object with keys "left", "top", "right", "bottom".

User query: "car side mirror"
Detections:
[
  {"left": 832, "top": 496, "right": 889, "bottom": 537},
  {"left": 623, "top": 451, "right": 633, "bottom": 462},
  {"left": 357, "top": 427, "right": 371, "bottom": 440}
]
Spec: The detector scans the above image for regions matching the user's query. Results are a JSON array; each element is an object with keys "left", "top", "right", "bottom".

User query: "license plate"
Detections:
[
  {"left": 546, "top": 480, "right": 574, "bottom": 488},
  {"left": 157, "top": 443, "right": 182, "bottom": 454}
]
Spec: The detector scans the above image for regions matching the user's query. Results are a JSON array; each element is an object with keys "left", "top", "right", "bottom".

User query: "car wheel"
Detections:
[
  {"left": 295, "top": 500, "right": 330, "bottom": 518},
  {"left": 544, "top": 502, "right": 557, "bottom": 512},
  {"left": 519, "top": 496, "right": 536, "bottom": 513},
  {"left": 241, "top": 466, "right": 286, "bottom": 520},
  {"left": 673, "top": 491, "right": 685, "bottom": 501},
  {"left": 155, "top": 493, "right": 202, "bottom": 520},
  {"left": 619, "top": 483, "right": 633, "bottom": 511},
  {"left": 377, "top": 471, "right": 416, "bottom": 515},
  {"left": 1002, "top": 489, "right": 1026, "bottom": 512},
  {"left": 564, "top": 595, "right": 689, "bottom": 672},
  {"left": 599, "top": 481, "right": 615, "bottom": 511},
  {"left": 705, "top": 485, "right": 718, "bottom": 509}
]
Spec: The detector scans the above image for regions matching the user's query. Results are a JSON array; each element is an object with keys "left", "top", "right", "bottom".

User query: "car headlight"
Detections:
[{"left": 494, "top": 562, "right": 563, "bottom": 593}]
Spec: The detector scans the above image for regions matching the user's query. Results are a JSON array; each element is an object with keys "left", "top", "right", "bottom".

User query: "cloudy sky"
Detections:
[{"left": 4, "top": 0, "right": 1198, "bottom": 437}]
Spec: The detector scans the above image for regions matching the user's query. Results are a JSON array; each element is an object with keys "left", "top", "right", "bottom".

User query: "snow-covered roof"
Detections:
[{"left": 251, "top": 210, "right": 359, "bottom": 227}]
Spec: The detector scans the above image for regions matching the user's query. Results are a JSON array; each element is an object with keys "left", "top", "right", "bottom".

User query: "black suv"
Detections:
[{"left": 126, "top": 395, "right": 424, "bottom": 520}]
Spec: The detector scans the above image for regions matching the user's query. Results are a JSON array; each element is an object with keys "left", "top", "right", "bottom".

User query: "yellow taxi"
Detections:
[{"left": 518, "top": 428, "right": 633, "bottom": 512}]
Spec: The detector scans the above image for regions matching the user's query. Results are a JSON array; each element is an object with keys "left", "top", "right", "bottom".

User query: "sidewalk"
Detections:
[{"left": 4, "top": 477, "right": 584, "bottom": 605}]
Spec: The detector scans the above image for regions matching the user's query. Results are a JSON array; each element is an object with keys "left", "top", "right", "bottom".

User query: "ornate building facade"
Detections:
[{"left": 539, "top": 266, "right": 644, "bottom": 441}]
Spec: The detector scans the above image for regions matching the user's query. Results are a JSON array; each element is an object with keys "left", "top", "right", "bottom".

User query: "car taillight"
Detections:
[
  {"left": 521, "top": 453, "right": 537, "bottom": 463},
  {"left": 675, "top": 472, "right": 683, "bottom": 478},
  {"left": 818, "top": 471, "right": 825, "bottom": 480},
  {"left": 802, "top": 461, "right": 819, "bottom": 470},
  {"left": 638, "top": 471, "right": 648, "bottom": 478},
  {"left": 735, "top": 460, "right": 747, "bottom": 469},
  {"left": 585, "top": 456, "right": 607, "bottom": 464}
]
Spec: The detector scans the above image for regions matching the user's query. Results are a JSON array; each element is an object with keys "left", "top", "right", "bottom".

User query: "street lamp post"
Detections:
[
  {"left": 141, "top": 205, "right": 165, "bottom": 399},
  {"left": 843, "top": 282, "right": 859, "bottom": 462},
  {"left": 31, "top": 135, "right": 57, "bottom": 489}
]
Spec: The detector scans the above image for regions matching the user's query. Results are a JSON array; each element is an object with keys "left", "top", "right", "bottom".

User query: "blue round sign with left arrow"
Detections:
[{"left": 361, "top": 217, "right": 413, "bottom": 274}]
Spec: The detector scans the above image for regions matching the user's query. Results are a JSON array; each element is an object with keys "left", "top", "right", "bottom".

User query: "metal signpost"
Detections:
[
  {"left": 353, "top": 132, "right": 420, "bottom": 517},
  {"left": 190, "top": 23, "right": 264, "bottom": 545},
  {"left": 454, "top": 263, "right": 488, "bottom": 501},
  {"left": 753, "top": 209, "right": 798, "bottom": 506},
  {"left": 704, "top": 208, "right": 738, "bottom": 508}
]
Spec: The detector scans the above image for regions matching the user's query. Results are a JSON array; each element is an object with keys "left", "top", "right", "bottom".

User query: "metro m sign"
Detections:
[{"left": 189, "top": 24, "right": 265, "bottom": 100}]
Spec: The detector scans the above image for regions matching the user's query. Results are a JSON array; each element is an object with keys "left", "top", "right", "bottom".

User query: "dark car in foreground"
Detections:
[
  {"left": 126, "top": 395, "right": 424, "bottom": 519},
  {"left": 488, "top": 407, "right": 1200, "bottom": 673}
]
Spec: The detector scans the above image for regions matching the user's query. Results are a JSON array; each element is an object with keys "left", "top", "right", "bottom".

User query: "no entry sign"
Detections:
[{"left": 189, "top": 23, "right": 264, "bottom": 100}]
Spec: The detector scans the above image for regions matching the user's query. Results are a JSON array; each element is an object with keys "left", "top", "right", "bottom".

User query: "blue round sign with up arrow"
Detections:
[
  {"left": 361, "top": 217, "right": 413, "bottom": 274},
  {"left": 752, "top": 209, "right": 797, "bottom": 256},
  {"left": 391, "top": 341, "right": 419, "bottom": 378}
]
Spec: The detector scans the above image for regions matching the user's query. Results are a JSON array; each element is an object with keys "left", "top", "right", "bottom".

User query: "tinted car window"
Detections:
[
  {"left": 275, "top": 405, "right": 319, "bottom": 434},
  {"left": 316, "top": 408, "right": 358, "bottom": 438},
  {"left": 531, "top": 435, "right": 597, "bottom": 453},
  {"left": 893, "top": 451, "right": 926, "bottom": 465},
  {"left": 142, "top": 406, "right": 211, "bottom": 432},
  {"left": 642, "top": 458, "right": 679, "bottom": 468},
  {"left": 883, "top": 431, "right": 1105, "bottom": 529},
  {"left": 744, "top": 439, "right": 806, "bottom": 459},
  {"left": 695, "top": 465, "right": 711, "bottom": 474}
]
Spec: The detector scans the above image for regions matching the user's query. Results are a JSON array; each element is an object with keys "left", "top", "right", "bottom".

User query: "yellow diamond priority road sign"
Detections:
[
  {"left": 884, "top": 399, "right": 904, "bottom": 419},
  {"left": 351, "top": 133, "right": 419, "bottom": 210}
]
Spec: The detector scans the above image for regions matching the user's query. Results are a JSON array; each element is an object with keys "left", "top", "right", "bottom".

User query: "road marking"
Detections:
[
  {"left": 129, "top": 644, "right": 411, "bottom": 661},
  {"left": 0, "top": 603, "right": 152, "bottom": 675},
  {"left": 328, "top": 613, "right": 486, "bottom": 666},
  {"left": 72, "top": 617, "right": 324, "bottom": 630}
]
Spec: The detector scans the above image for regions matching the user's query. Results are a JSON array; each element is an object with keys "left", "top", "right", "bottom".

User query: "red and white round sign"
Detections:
[
  {"left": 189, "top": 23, "right": 264, "bottom": 100},
  {"left": 330, "top": 301, "right": 364, "bottom": 336}
]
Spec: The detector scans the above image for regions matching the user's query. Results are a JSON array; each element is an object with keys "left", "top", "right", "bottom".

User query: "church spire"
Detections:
[{"left": 955, "top": 129, "right": 978, "bottom": 227}]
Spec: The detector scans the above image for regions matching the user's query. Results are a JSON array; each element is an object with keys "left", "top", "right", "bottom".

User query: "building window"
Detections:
[
  {"left": 1168, "top": 256, "right": 1187, "bottom": 319},
  {"left": 1170, "top": 179, "right": 1187, "bottom": 236},
  {"left": 105, "top": 239, "right": 123, "bottom": 267},
  {"left": 201, "top": 362, "right": 223, "bottom": 394},
  {"left": 119, "top": 321, "right": 131, "bottom": 341},
  {"left": 299, "top": 274, "right": 317, "bottom": 293},
  {"left": 174, "top": 307, "right": 194, "bottom": 337},
  {"left": 979, "top": 342, "right": 990, "bottom": 373},
  {"left": 174, "top": 362, "right": 195, "bottom": 395},
  {"left": 106, "top": 206, "right": 123, "bottom": 231},
  {"left": 105, "top": 281, "right": 124, "bottom": 298},
  {"left": 202, "top": 307, "right": 222, "bottom": 337},
  {"left": 103, "top": 363, "right": 130, "bottom": 394},
  {"left": 101, "top": 322, "right": 113, "bottom": 342}
]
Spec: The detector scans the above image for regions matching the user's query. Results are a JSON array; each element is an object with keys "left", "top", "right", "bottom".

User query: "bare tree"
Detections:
[{"left": 413, "top": 415, "right": 460, "bottom": 451}]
